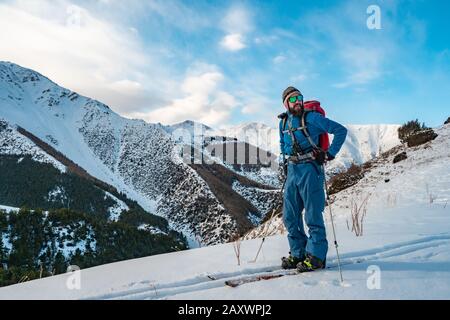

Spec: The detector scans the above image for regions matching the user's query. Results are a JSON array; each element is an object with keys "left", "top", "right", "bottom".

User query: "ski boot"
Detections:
[
  {"left": 296, "top": 253, "right": 325, "bottom": 273},
  {"left": 281, "top": 253, "right": 304, "bottom": 270}
]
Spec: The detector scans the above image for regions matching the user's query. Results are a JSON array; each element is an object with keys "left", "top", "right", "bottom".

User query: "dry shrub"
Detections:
[
  {"left": 398, "top": 119, "right": 427, "bottom": 143},
  {"left": 347, "top": 194, "right": 370, "bottom": 237},
  {"left": 406, "top": 129, "right": 438, "bottom": 147},
  {"left": 231, "top": 234, "right": 242, "bottom": 266}
]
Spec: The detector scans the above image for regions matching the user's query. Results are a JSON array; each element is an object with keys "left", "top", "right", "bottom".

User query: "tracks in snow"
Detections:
[{"left": 85, "top": 234, "right": 450, "bottom": 300}]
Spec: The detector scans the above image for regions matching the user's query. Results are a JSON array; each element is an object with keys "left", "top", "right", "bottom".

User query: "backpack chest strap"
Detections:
[{"left": 282, "top": 126, "right": 307, "bottom": 134}]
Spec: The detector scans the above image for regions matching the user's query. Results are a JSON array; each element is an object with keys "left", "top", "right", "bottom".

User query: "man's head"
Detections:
[{"left": 282, "top": 86, "right": 303, "bottom": 115}]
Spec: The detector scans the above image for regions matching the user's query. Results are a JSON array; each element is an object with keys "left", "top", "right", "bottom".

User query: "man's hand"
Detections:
[
  {"left": 312, "top": 149, "right": 326, "bottom": 165},
  {"left": 326, "top": 152, "right": 335, "bottom": 161},
  {"left": 313, "top": 149, "right": 335, "bottom": 165}
]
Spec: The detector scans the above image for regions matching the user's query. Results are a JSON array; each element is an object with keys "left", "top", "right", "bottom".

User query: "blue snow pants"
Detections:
[{"left": 282, "top": 162, "right": 328, "bottom": 261}]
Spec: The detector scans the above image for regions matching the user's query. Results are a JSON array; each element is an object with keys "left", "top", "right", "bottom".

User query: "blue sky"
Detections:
[{"left": 1, "top": 0, "right": 449, "bottom": 128}]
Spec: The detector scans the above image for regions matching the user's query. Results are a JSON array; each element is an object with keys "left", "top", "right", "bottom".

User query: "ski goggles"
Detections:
[{"left": 288, "top": 95, "right": 303, "bottom": 103}]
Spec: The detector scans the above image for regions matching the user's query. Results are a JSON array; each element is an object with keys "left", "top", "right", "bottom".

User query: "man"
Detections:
[{"left": 279, "top": 86, "right": 347, "bottom": 272}]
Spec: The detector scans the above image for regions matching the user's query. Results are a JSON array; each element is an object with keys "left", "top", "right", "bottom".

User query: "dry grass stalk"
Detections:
[{"left": 347, "top": 193, "right": 370, "bottom": 237}]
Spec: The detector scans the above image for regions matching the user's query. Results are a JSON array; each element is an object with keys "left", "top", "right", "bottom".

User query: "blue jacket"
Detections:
[{"left": 279, "top": 111, "right": 347, "bottom": 157}]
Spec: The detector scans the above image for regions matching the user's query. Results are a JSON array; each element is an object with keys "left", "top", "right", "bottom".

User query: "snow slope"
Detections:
[
  {"left": 0, "top": 119, "right": 66, "bottom": 172},
  {"left": 1, "top": 123, "right": 448, "bottom": 300}
]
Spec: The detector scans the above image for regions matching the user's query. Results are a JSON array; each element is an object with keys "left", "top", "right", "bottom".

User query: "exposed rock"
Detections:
[
  {"left": 329, "top": 164, "right": 364, "bottom": 195},
  {"left": 393, "top": 152, "right": 407, "bottom": 164}
]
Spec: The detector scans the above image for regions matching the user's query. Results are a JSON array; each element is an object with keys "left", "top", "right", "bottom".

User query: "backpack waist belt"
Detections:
[{"left": 288, "top": 152, "right": 315, "bottom": 164}]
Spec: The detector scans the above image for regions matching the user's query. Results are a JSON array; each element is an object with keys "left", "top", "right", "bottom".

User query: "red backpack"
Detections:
[{"left": 303, "top": 100, "right": 330, "bottom": 152}]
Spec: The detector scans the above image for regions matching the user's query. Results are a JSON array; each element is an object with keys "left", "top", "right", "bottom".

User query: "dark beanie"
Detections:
[{"left": 282, "top": 86, "right": 301, "bottom": 103}]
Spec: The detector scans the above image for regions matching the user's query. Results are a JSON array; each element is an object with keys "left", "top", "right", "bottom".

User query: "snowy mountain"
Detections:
[
  {"left": 209, "top": 122, "right": 280, "bottom": 158},
  {"left": 1, "top": 122, "right": 448, "bottom": 299},
  {"left": 162, "top": 120, "right": 212, "bottom": 136},
  {"left": 333, "top": 124, "right": 400, "bottom": 172},
  {"left": 0, "top": 62, "right": 279, "bottom": 246}
]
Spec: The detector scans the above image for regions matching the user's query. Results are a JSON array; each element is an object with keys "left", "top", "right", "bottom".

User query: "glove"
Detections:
[
  {"left": 326, "top": 152, "right": 335, "bottom": 161},
  {"left": 312, "top": 149, "right": 326, "bottom": 165}
]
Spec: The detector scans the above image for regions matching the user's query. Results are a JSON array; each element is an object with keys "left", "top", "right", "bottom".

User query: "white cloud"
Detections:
[
  {"left": 133, "top": 65, "right": 238, "bottom": 126},
  {"left": 220, "top": 33, "right": 246, "bottom": 51},
  {"left": 109, "top": 79, "right": 143, "bottom": 95},
  {"left": 273, "top": 55, "right": 287, "bottom": 64},
  {"left": 219, "top": 5, "right": 252, "bottom": 52},
  {"left": 241, "top": 103, "right": 258, "bottom": 115},
  {"left": 221, "top": 5, "right": 252, "bottom": 34},
  {"left": 233, "top": 88, "right": 280, "bottom": 128}
]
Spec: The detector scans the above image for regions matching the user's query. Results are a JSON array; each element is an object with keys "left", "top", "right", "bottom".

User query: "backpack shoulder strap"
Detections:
[
  {"left": 287, "top": 116, "right": 305, "bottom": 155},
  {"left": 301, "top": 110, "right": 321, "bottom": 151}
]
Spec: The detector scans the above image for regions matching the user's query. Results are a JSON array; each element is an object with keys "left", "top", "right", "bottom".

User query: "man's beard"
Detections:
[{"left": 289, "top": 103, "right": 303, "bottom": 115}]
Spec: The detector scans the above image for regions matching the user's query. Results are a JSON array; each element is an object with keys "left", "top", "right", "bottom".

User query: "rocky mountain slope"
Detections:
[{"left": 0, "top": 62, "right": 279, "bottom": 245}]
